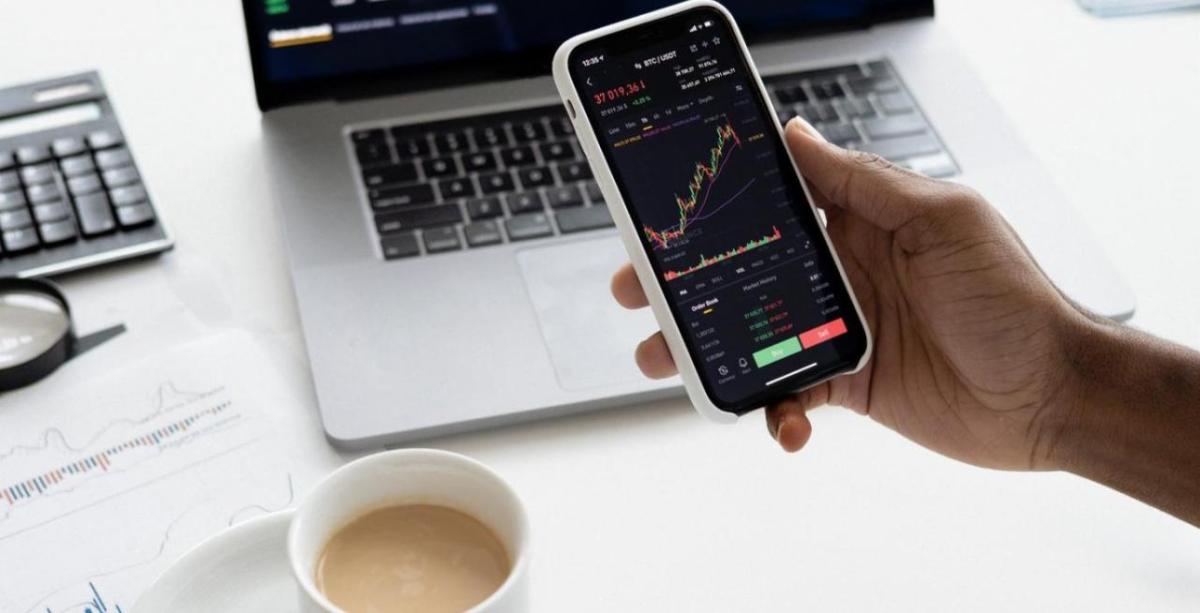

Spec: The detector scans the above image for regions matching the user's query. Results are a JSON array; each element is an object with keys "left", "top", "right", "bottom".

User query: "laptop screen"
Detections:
[{"left": 243, "top": 1, "right": 932, "bottom": 110}]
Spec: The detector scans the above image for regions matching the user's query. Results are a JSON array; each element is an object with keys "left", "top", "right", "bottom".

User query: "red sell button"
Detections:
[{"left": 798, "top": 318, "right": 848, "bottom": 349}]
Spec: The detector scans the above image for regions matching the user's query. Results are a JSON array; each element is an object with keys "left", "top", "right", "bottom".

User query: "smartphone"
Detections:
[{"left": 553, "top": 0, "right": 871, "bottom": 422}]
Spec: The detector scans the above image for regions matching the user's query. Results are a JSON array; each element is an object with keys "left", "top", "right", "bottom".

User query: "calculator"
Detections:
[{"left": 0, "top": 71, "right": 171, "bottom": 278}]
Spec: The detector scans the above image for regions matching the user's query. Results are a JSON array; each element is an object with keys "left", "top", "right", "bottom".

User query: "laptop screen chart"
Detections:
[{"left": 573, "top": 13, "right": 863, "bottom": 407}]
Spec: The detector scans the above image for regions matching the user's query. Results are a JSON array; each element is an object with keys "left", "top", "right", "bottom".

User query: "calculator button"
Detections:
[
  {"left": 0, "top": 208, "right": 32, "bottom": 230},
  {"left": 39, "top": 219, "right": 78, "bottom": 244},
  {"left": 87, "top": 130, "right": 123, "bottom": 150},
  {"left": 27, "top": 183, "right": 62, "bottom": 205},
  {"left": 60, "top": 154, "right": 96, "bottom": 177},
  {"left": 19, "top": 163, "right": 55, "bottom": 185},
  {"left": 51, "top": 137, "right": 87, "bottom": 158},
  {"left": 67, "top": 173, "right": 103, "bottom": 196},
  {"left": 102, "top": 166, "right": 140, "bottom": 188},
  {"left": 16, "top": 146, "right": 51, "bottom": 165},
  {"left": 0, "top": 171, "right": 18, "bottom": 191},
  {"left": 2, "top": 227, "right": 39, "bottom": 252},
  {"left": 95, "top": 148, "right": 133, "bottom": 169},
  {"left": 115, "top": 202, "right": 155, "bottom": 228},
  {"left": 109, "top": 184, "right": 147, "bottom": 206},
  {"left": 0, "top": 190, "right": 27, "bottom": 210},
  {"left": 75, "top": 193, "right": 117, "bottom": 236},
  {"left": 33, "top": 200, "right": 71, "bottom": 223},
  {"left": 0, "top": 150, "right": 13, "bottom": 171}
]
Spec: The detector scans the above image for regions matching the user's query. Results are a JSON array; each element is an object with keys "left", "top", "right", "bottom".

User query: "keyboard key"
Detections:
[
  {"left": 475, "top": 125, "right": 510, "bottom": 148},
  {"left": 775, "top": 85, "right": 808, "bottom": 104},
  {"left": 375, "top": 204, "right": 462, "bottom": 233},
  {"left": 2, "top": 227, "right": 38, "bottom": 252},
  {"left": 351, "top": 129, "right": 385, "bottom": 144},
  {"left": 505, "top": 191, "right": 544, "bottom": 215},
  {"left": 546, "top": 185, "right": 583, "bottom": 209},
  {"left": 60, "top": 154, "right": 96, "bottom": 177},
  {"left": 101, "top": 166, "right": 139, "bottom": 189},
  {"left": 39, "top": 219, "right": 77, "bottom": 244},
  {"left": 354, "top": 141, "right": 392, "bottom": 169},
  {"left": 549, "top": 116, "right": 574, "bottom": 137},
  {"left": 115, "top": 202, "right": 156, "bottom": 228},
  {"left": 68, "top": 173, "right": 103, "bottom": 196},
  {"left": 878, "top": 92, "right": 914, "bottom": 115},
  {"left": 557, "top": 161, "right": 592, "bottom": 182},
  {"left": 33, "top": 200, "right": 71, "bottom": 223},
  {"left": 0, "top": 150, "right": 12, "bottom": 170},
  {"left": 0, "top": 171, "right": 18, "bottom": 191},
  {"left": 422, "top": 226, "right": 461, "bottom": 253},
  {"left": 584, "top": 181, "right": 604, "bottom": 204},
  {"left": 438, "top": 177, "right": 476, "bottom": 200},
  {"left": 0, "top": 190, "right": 27, "bottom": 210},
  {"left": 802, "top": 102, "right": 839, "bottom": 123},
  {"left": 463, "top": 151, "right": 497, "bottom": 172},
  {"left": 517, "top": 167, "right": 553, "bottom": 189},
  {"left": 862, "top": 115, "right": 928, "bottom": 140},
  {"left": 512, "top": 121, "right": 546, "bottom": 143},
  {"left": 500, "top": 146, "right": 536, "bottom": 167},
  {"left": 422, "top": 156, "right": 459, "bottom": 178},
  {"left": 110, "top": 184, "right": 148, "bottom": 206},
  {"left": 393, "top": 135, "right": 431, "bottom": 158},
  {"left": 16, "top": 145, "right": 51, "bottom": 165},
  {"left": 27, "top": 182, "right": 62, "bottom": 205},
  {"left": 380, "top": 232, "right": 420, "bottom": 259},
  {"left": 816, "top": 122, "right": 861, "bottom": 146},
  {"left": 504, "top": 212, "right": 553, "bottom": 241},
  {"left": 370, "top": 183, "right": 436, "bottom": 209},
  {"left": 362, "top": 162, "right": 418, "bottom": 188},
  {"left": 75, "top": 193, "right": 117, "bottom": 236},
  {"left": 835, "top": 97, "right": 875, "bottom": 120},
  {"left": 463, "top": 220, "right": 503, "bottom": 247},
  {"left": 20, "top": 163, "right": 55, "bottom": 185},
  {"left": 51, "top": 137, "right": 87, "bottom": 158},
  {"left": 466, "top": 197, "right": 503, "bottom": 220},
  {"left": 556, "top": 205, "right": 614, "bottom": 233},
  {"left": 87, "top": 130, "right": 123, "bottom": 150},
  {"left": 478, "top": 171, "right": 515, "bottom": 195},
  {"left": 539, "top": 141, "right": 575, "bottom": 161},
  {"left": 95, "top": 147, "right": 133, "bottom": 169},
  {"left": 0, "top": 208, "right": 32, "bottom": 230},
  {"left": 847, "top": 76, "right": 900, "bottom": 96},
  {"left": 855, "top": 133, "right": 941, "bottom": 161},
  {"left": 811, "top": 80, "right": 845, "bottom": 100},
  {"left": 435, "top": 131, "right": 469, "bottom": 154}
]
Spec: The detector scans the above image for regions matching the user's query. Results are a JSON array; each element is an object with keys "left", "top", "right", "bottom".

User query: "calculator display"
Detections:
[{"left": 0, "top": 103, "right": 101, "bottom": 140}]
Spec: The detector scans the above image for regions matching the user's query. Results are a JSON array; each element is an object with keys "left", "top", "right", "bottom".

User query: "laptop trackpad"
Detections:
[{"left": 516, "top": 236, "right": 659, "bottom": 391}]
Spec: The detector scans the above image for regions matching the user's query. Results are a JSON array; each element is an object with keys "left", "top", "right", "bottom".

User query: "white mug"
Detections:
[{"left": 287, "top": 449, "right": 531, "bottom": 612}]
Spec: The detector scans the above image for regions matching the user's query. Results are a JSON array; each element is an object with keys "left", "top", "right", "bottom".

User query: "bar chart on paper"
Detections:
[{"left": 0, "top": 334, "right": 300, "bottom": 613}]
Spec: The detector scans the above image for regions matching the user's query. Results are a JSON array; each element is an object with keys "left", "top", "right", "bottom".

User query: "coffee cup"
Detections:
[{"left": 288, "top": 449, "right": 530, "bottom": 612}]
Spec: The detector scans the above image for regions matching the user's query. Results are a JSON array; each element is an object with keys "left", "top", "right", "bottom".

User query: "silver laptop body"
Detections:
[{"left": 250, "top": 4, "right": 1134, "bottom": 448}]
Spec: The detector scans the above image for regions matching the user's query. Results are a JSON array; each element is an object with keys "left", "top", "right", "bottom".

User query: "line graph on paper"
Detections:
[
  {"left": 0, "top": 383, "right": 247, "bottom": 535},
  {"left": 0, "top": 334, "right": 300, "bottom": 613}
]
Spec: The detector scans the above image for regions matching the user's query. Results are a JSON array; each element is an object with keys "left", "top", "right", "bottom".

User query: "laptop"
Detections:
[{"left": 240, "top": 1, "right": 1135, "bottom": 449}]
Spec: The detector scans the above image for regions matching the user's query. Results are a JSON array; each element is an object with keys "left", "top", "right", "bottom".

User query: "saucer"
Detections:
[{"left": 132, "top": 510, "right": 300, "bottom": 612}]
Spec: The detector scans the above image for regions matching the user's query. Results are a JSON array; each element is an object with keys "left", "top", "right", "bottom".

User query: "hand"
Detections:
[{"left": 613, "top": 117, "right": 1096, "bottom": 471}]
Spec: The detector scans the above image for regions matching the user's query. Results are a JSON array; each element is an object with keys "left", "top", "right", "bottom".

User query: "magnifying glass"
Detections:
[{"left": 0, "top": 278, "right": 125, "bottom": 392}]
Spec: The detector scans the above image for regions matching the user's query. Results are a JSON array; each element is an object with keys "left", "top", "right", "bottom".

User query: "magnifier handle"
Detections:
[{"left": 69, "top": 323, "right": 127, "bottom": 360}]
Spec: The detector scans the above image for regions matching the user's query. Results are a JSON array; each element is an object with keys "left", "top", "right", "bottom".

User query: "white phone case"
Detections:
[{"left": 552, "top": 0, "right": 872, "bottom": 423}]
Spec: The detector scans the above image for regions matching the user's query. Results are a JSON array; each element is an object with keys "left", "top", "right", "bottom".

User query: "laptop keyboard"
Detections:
[{"left": 348, "top": 58, "right": 955, "bottom": 260}]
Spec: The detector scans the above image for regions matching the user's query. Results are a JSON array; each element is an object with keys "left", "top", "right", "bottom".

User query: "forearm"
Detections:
[{"left": 1056, "top": 315, "right": 1200, "bottom": 526}]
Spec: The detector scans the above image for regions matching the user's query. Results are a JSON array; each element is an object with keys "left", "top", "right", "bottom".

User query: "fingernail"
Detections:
[{"left": 774, "top": 415, "right": 787, "bottom": 446}]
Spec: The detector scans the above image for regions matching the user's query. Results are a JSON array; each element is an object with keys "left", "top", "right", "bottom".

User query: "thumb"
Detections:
[{"left": 784, "top": 117, "right": 946, "bottom": 234}]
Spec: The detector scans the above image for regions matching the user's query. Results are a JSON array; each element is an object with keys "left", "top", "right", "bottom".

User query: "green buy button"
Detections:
[{"left": 752, "top": 337, "right": 802, "bottom": 368}]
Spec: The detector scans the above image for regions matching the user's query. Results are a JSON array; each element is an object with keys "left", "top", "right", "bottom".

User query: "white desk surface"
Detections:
[{"left": 3, "top": 0, "right": 1200, "bottom": 610}]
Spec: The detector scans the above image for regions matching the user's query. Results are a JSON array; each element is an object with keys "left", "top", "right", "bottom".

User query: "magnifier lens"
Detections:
[{"left": 0, "top": 290, "right": 71, "bottom": 368}]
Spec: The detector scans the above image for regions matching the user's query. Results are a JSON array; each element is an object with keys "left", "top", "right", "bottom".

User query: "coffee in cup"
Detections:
[{"left": 315, "top": 504, "right": 511, "bottom": 612}]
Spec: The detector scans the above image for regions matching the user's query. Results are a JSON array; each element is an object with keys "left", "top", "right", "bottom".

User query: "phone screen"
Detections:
[{"left": 569, "top": 6, "right": 869, "bottom": 412}]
